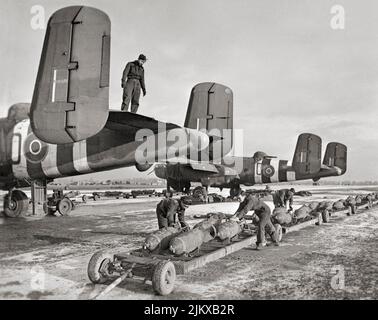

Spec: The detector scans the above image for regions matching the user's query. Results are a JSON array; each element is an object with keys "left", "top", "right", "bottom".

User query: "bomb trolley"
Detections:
[
  {"left": 87, "top": 225, "right": 266, "bottom": 297},
  {"left": 87, "top": 199, "right": 378, "bottom": 297}
]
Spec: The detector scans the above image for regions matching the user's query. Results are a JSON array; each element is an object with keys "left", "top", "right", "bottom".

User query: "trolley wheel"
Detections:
[
  {"left": 56, "top": 198, "right": 72, "bottom": 216},
  {"left": 87, "top": 251, "right": 114, "bottom": 284},
  {"left": 3, "top": 190, "right": 29, "bottom": 218},
  {"left": 82, "top": 195, "right": 88, "bottom": 203},
  {"left": 274, "top": 224, "right": 283, "bottom": 242},
  {"left": 322, "top": 210, "right": 330, "bottom": 223},
  {"left": 152, "top": 260, "right": 176, "bottom": 296}
]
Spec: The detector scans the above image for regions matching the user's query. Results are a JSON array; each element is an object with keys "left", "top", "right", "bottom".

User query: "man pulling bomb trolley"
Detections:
[
  {"left": 232, "top": 192, "right": 280, "bottom": 250},
  {"left": 86, "top": 192, "right": 285, "bottom": 296}
]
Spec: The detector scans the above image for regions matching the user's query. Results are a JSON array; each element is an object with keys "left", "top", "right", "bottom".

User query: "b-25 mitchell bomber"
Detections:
[
  {"left": 0, "top": 6, "right": 233, "bottom": 217},
  {"left": 154, "top": 133, "right": 347, "bottom": 197}
]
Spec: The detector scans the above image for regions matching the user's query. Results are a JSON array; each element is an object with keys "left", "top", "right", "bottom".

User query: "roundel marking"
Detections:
[
  {"left": 24, "top": 133, "right": 49, "bottom": 163},
  {"left": 29, "top": 140, "right": 42, "bottom": 155},
  {"left": 262, "top": 165, "right": 275, "bottom": 178}
]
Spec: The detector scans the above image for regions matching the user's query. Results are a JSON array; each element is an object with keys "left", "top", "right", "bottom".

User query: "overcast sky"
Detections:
[{"left": 1, "top": 0, "right": 377, "bottom": 181}]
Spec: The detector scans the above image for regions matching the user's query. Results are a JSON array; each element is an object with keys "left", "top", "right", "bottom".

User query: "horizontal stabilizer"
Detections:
[
  {"left": 105, "top": 111, "right": 180, "bottom": 138},
  {"left": 189, "top": 162, "right": 219, "bottom": 173},
  {"left": 31, "top": 6, "right": 111, "bottom": 144}
]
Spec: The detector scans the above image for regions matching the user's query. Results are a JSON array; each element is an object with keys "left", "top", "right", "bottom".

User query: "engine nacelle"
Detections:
[
  {"left": 135, "top": 162, "right": 153, "bottom": 172},
  {"left": 154, "top": 164, "right": 167, "bottom": 179}
]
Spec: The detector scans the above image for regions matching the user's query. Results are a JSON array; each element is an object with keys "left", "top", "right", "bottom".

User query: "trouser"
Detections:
[
  {"left": 256, "top": 211, "right": 277, "bottom": 245},
  {"left": 122, "top": 79, "right": 141, "bottom": 113},
  {"left": 272, "top": 192, "right": 282, "bottom": 208},
  {"left": 157, "top": 212, "right": 169, "bottom": 229},
  {"left": 347, "top": 204, "right": 356, "bottom": 215}
]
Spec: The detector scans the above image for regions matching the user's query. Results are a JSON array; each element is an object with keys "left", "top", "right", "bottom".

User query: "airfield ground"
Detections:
[{"left": 0, "top": 185, "right": 377, "bottom": 300}]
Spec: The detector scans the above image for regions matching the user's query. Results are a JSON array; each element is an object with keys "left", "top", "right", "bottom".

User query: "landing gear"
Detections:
[
  {"left": 192, "top": 186, "right": 208, "bottom": 202},
  {"left": 3, "top": 190, "right": 29, "bottom": 218},
  {"left": 230, "top": 186, "right": 242, "bottom": 199}
]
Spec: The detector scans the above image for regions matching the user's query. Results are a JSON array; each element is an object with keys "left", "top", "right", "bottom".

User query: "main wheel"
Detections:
[
  {"left": 3, "top": 190, "right": 29, "bottom": 218},
  {"left": 152, "top": 261, "right": 176, "bottom": 296},
  {"left": 56, "top": 198, "right": 72, "bottom": 216},
  {"left": 230, "top": 186, "right": 241, "bottom": 198},
  {"left": 192, "top": 186, "right": 206, "bottom": 198},
  {"left": 274, "top": 224, "right": 283, "bottom": 242},
  {"left": 87, "top": 251, "right": 114, "bottom": 284},
  {"left": 322, "top": 210, "right": 330, "bottom": 223}
]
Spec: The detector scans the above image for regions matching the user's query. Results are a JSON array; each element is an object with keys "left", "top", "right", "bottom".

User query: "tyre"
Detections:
[
  {"left": 322, "top": 210, "right": 330, "bottom": 223},
  {"left": 93, "top": 194, "right": 100, "bottom": 201},
  {"left": 82, "top": 195, "right": 88, "bottom": 203},
  {"left": 57, "top": 198, "right": 72, "bottom": 216},
  {"left": 87, "top": 251, "right": 114, "bottom": 284},
  {"left": 274, "top": 224, "right": 283, "bottom": 242},
  {"left": 3, "top": 190, "right": 29, "bottom": 218},
  {"left": 152, "top": 261, "right": 176, "bottom": 296},
  {"left": 193, "top": 186, "right": 206, "bottom": 198},
  {"left": 229, "top": 187, "right": 241, "bottom": 198}
]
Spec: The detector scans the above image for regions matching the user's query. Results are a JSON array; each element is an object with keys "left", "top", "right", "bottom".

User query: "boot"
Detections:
[{"left": 255, "top": 242, "right": 267, "bottom": 250}]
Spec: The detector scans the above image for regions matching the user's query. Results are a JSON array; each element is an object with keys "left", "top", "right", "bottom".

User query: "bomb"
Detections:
[
  {"left": 308, "top": 202, "right": 320, "bottom": 211},
  {"left": 216, "top": 220, "right": 243, "bottom": 241},
  {"left": 318, "top": 201, "right": 334, "bottom": 211},
  {"left": 294, "top": 205, "right": 312, "bottom": 220},
  {"left": 272, "top": 207, "right": 292, "bottom": 225},
  {"left": 169, "top": 228, "right": 205, "bottom": 255},
  {"left": 333, "top": 200, "right": 345, "bottom": 210},
  {"left": 143, "top": 226, "right": 182, "bottom": 252}
]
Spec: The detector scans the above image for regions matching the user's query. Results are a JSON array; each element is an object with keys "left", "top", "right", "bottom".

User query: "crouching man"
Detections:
[
  {"left": 233, "top": 192, "right": 279, "bottom": 250},
  {"left": 156, "top": 196, "right": 189, "bottom": 230},
  {"left": 273, "top": 188, "right": 295, "bottom": 212}
]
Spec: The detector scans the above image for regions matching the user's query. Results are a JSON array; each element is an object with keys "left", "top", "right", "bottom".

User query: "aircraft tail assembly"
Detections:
[
  {"left": 292, "top": 133, "right": 347, "bottom": 181},
  {"left": 31, "top": 6, "right": 111, "bottom": 144},
  {"left": 184, "top": 83, "right": 233, "bottom": 161},
  {"left": 323, "top": 142, "right": 347, "bottom": 175}
]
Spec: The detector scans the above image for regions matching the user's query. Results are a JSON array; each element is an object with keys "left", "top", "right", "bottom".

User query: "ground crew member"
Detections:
[
  {"left": 344, "top": 196, "right": 357, "bottom": 215},
  {"left": 233, "top": 192, "right": 279, "bottom": 249},
  {"left": 121, "top": 54, "right": 147, "bottom": 113},
  {"left": 156, "top": 197, "right": 189, "bottom": 230},
  {"left": 273, "top": 188, "right": 295, "bottom": 212},
  {"left": 366, "top": 193, "right": 373, "bottom": 209}
]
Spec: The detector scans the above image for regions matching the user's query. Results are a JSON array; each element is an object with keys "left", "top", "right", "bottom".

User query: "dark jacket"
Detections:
[
  {"left": 156, "top": 198, "right": 185, "bottom": 227},
  {"left": 274, "top": 189, "right": 294, "bottom": 207},
  {"left": 122, "top": 60, "right": 146, "bottom": 94},
  {"left": 235, "top": 194, "right": 271, "bottom": 219}
]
